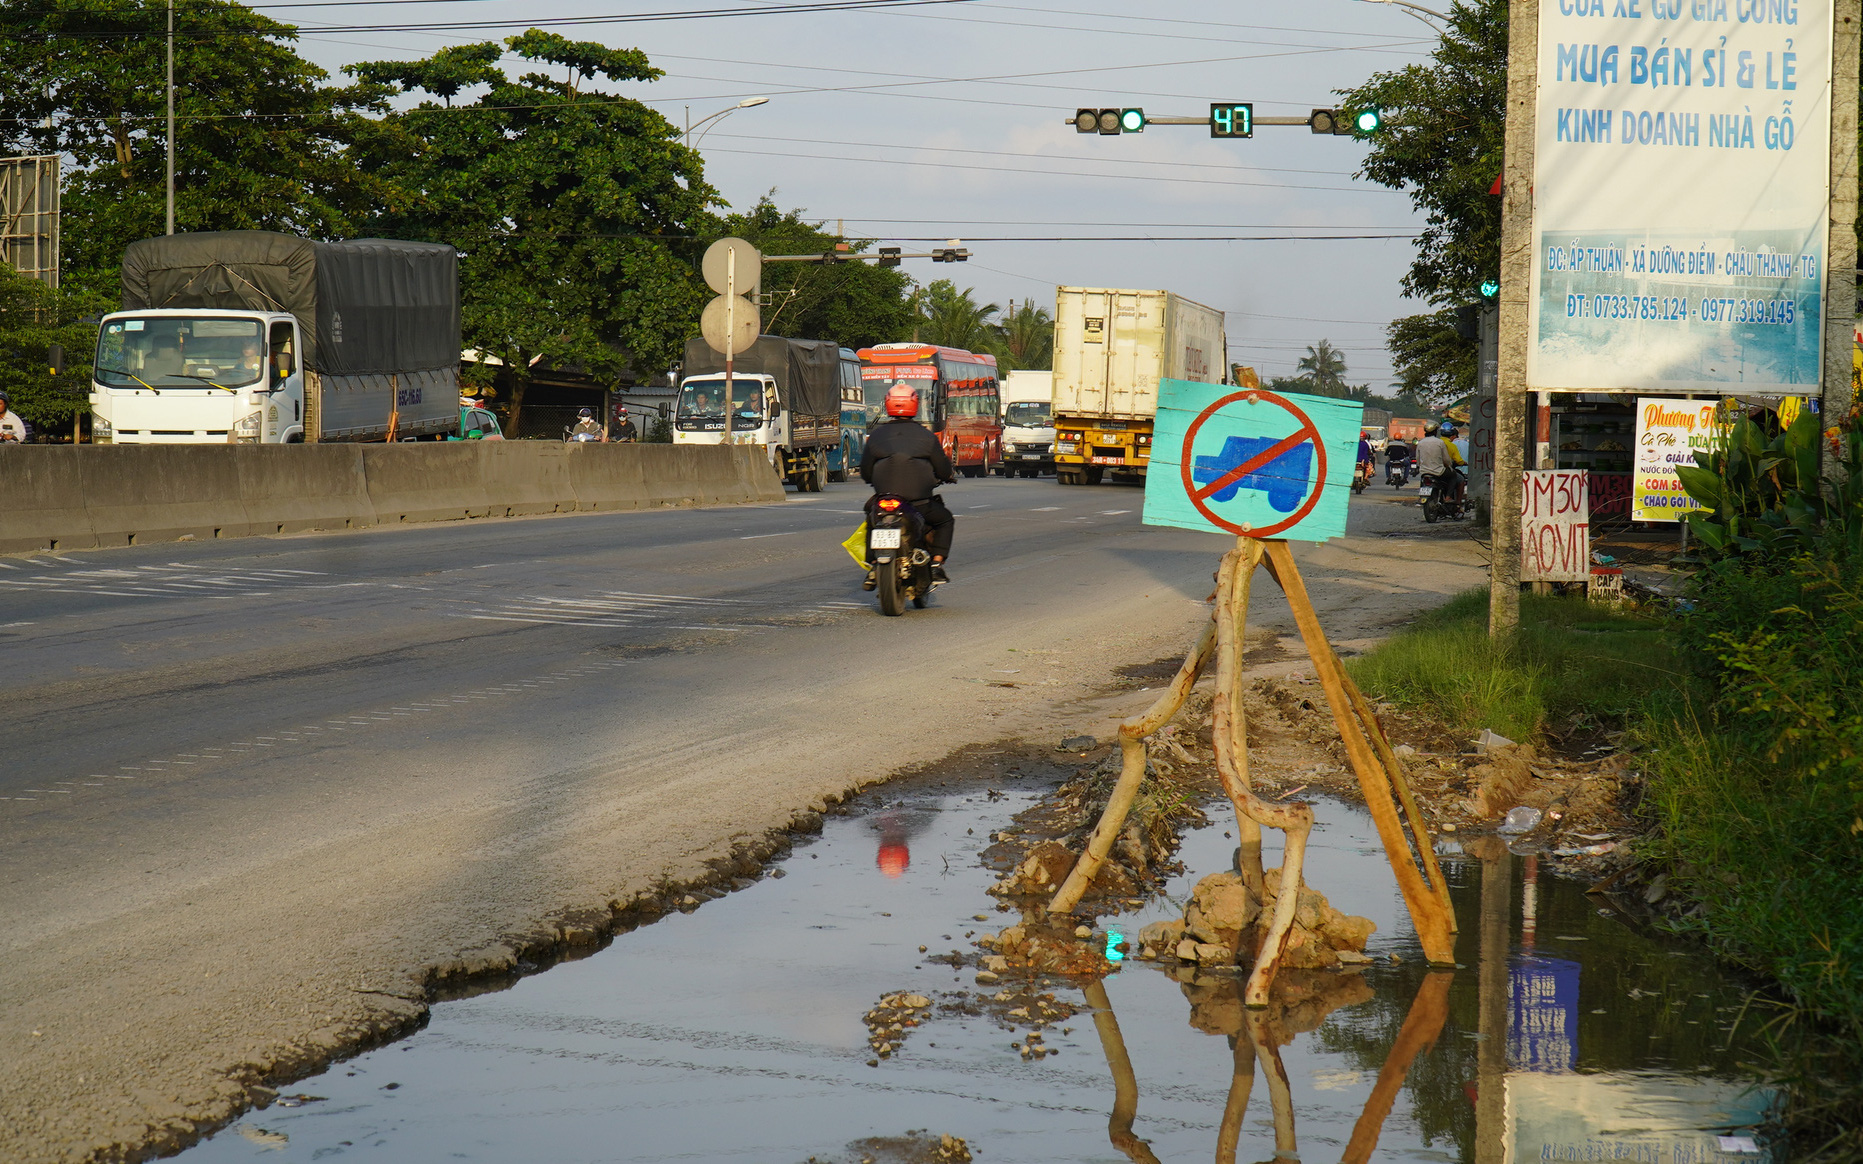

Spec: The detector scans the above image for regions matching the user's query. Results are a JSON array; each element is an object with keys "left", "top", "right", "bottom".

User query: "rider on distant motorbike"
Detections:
[
  {"left": 569, "top": 407, "right": 602, "bottom": 440},
  {"left": 1415, "top": 422, "right": 1465, "bottom": 507},
  {"left": 860, "top": 384, "right": 956, "bottom": 590}
]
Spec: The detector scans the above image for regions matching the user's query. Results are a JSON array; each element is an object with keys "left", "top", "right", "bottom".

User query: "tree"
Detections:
[
  {"left": 1343, "top": 0, "right": 1507, "bottom": 307},
  {"left": 707, "top": 196, "right": 915, "bottom": 350},
  {"left": 1386, "top": 310, "right": 1478, "bottom": 408},
  {"left": 0, "top": 0, "right": 392, "bottom": 298},
  {"left": 1297, "top": 339, "right": 1351, "bottom": 396},
  {"left": 350, "top": 32, "right": 717, "bottom": 430},
  {"left": 914, "top": 281, "right": 1000, "bottom": 352},
  {"left": 0, "top": 264, "right": 114, "bottom": 433},
  {"left": 998, "top": 301, "right": 1053, "bottom": 372}
]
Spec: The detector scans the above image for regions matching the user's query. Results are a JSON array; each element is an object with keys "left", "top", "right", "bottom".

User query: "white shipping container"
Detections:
[{"left": 1052, "top": 287, "right": 1227, "bottom": 421}]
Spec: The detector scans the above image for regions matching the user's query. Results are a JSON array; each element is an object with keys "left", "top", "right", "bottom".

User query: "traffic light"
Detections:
[
  {"left": 877, "top": 247, "right": 901, "bottom": 268},
  {"left": 1309, "top": 106, "right": 1382, "bottom": 136},
  {"left": 1454, "top": 304, "right": 1481, "bottom": 341},
  {"left": 1209, "top": 102, "right": 1253, "bottom": 138},
  {"left": 1480, "top": 278, "right": 1500, "bottom": 299},
  {"left": 932, "top": 247, "right": 970, "bottom": 263},
  {"left": 1075, "top": 107, "right": 1143, "bottom": 135}
]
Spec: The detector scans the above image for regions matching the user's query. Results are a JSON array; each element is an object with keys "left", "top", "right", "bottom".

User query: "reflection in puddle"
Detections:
[{"left": 178, "top": 786, "right": 1777, "bottom": 1163}]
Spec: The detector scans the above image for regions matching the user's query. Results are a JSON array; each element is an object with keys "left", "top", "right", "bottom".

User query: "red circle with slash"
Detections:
[{"left": 1178, "top": 389, "right": 1328, "bottom": 539}]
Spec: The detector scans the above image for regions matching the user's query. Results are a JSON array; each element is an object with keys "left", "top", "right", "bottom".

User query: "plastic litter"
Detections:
[
  {"left": 1552, "top": 841, "right": 1617, "bottom": 857},
  {"left": 1497, "top": 806, "right": 1543, "bottom": 835},
  {"left": 1476, "top": 729, "right": 1516, "bottom": 751}
]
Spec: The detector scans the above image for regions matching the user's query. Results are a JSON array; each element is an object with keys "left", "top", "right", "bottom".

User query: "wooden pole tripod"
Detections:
[{"left": 1047, "top": 537, "right": 1457, "bottom": 1004}]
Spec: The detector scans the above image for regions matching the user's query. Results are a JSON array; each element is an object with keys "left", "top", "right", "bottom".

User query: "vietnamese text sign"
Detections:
[
  {"left": 1529, "top": 0, "right": 1833, "bottom": 395},
  {"left": 1522, "top": 470, "right": 1591, "bottom": 581},
  {"left": 1509, "top": 954, "right": 1581, "bottom": 1073},
  {"left": 1143, "top": 381, "right": 1362, "bottom": 542},
  {"left": 1632, "top": 396, "right": 1719, "bottom": 522}
]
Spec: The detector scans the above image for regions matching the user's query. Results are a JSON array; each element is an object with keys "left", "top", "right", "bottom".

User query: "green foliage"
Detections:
[
  {"left": 998, "top": 302, "right": 1053, "bottom": 372},
  {"left": 350, "top": 33, "right": 718, "bottom": 426},
  {"left": 0, "top": 265, "right": 113, "bottom": 429},
  {"left": 913, "top": 280, "right": 1001, "bottom": 353},
  {"left": 1387, "top": 309, "right": 1478, "bottom": 408},
  {"left": 644, "top": 415, "right": 673, "bottom": 443},
  {"left": 1344, "top": 0, "right": 1507, "bottom": 306},
  {"left": 1296, "top": 339, "right": 1352, "bottom": 396},
  {"left": 1346, "top": 588, "right": 1674, "bottom": 744},
  {"left": 0, "top": 0, "right": 392, "bottom": 299},
  {"left": 708, "top": 197, "right": 915, "bottom": 350},
  {"left": 1676, "top": 408, "right": 1863, "bottom": 561}
]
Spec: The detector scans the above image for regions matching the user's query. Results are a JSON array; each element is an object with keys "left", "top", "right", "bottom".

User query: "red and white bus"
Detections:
[{"left": 856, "top": 343, "right": 1003, "bottom": 477}]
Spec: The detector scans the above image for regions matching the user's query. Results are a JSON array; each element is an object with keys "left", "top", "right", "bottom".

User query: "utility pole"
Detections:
[
  {"left": 1489, "top": 0, "right": 1538, "bottom": 637},
  {"left": 165, "top": 0, "right": 175, "bottom": 235}
]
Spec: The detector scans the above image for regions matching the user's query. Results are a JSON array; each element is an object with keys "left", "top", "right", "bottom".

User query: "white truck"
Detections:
[
  {"left": 91, "top": 231, "right": 460, "bottom": 444},
  {"left": 672, "top": 336, "right": 841, "bottom": 492},
  {"left": 997, "top": 369, "right": 1054, "bottom": 477},
  {"left": 1051, "top": 287, "right": 1228, "bottom": 486}
]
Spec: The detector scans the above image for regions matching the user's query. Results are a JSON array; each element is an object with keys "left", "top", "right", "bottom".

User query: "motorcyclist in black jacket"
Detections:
[{"left": 860, "top": 384, "right": 956, "bottom": 589}]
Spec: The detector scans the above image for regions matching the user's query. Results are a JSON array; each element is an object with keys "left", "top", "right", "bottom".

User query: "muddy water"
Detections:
[{"left": 180, "top": 783, "right": 1778, "bottom": 1163}]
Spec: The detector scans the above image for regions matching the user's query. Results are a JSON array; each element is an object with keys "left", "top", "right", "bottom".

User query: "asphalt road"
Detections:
[{"left": 0, "top": 475, "right": 1489, "bottom": 1162}]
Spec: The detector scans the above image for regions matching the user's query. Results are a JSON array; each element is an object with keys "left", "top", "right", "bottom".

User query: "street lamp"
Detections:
[
  {"left": 1355, "top": 0, "right": 1449, "bottom": 28},
  {"left": 685, "top": 97, "right": 769, "bottom": 148}
]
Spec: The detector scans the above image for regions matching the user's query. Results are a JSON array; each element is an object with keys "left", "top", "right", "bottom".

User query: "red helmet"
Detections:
[{"left": 884, "top": 384, "right": 920, "bottom": 418}]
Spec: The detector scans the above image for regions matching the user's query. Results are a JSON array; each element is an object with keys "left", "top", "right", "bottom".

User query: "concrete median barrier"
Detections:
[
  {"left": 2, "top": 441, "right": 787, "bottom": 557},
  {"left": 0, "top": 448, "right": 97, "bottom": 554}
]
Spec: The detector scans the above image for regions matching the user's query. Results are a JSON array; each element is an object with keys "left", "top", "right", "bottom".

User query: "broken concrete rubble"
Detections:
[{"left": 1136, "top": 866, "right": 1375, "bottom": 971}]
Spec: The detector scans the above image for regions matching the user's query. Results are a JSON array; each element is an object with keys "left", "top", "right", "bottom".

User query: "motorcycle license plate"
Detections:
[{"left": 870, "top": 528, "right": 902, "bottom": 549}]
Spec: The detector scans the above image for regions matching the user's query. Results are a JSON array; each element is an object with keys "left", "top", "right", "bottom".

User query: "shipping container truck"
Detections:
[
  {"left": 1051, "top": 287, "right": 1228, "bottom": 485},
  {"left": 673, "top": 335, "right": 841, "bottom": 491},
  {"left": 998, "top": 369, "right": 1054, "bottom": 477},
  {"left": 91, "top": 231, "right": 460, "bottom": 444},
  {"left": 1388, "top": 417, "right": 1429, "bottom": 444}
]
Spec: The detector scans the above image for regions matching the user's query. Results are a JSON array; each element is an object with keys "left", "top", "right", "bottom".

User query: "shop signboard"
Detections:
[
  {"left": 1632, "top": 397, "right": 1720, "bottom": 522},
  {"left": 1521, "top": 470, "right": 1590, "bottom": 582},
  {"left": 1529, "top": 0, "right": 1834, "bottom": 396}
]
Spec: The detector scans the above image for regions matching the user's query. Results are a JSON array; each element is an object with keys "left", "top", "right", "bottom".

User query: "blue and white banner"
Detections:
[{"left": 1529, "top": 0, "right": 1834, "bottom": 395}]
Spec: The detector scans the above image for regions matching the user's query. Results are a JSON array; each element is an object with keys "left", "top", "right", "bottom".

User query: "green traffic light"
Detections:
[
  {"left": 1120, "top": 108, "right": 1145, "bottom": 133},
  {"left": 1354, "top": 107, "right": 1382, "bottom": 135},
  {"left": 1480, "top": 279, "right": 1500, "bottom": 298}
]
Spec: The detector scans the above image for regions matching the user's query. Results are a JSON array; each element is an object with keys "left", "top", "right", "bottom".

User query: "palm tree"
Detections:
[
  {"left": 915, "top": 280, "right": 1001, "bottom": 352},
  {"left": 1298, "top": 339, "right": 1350, "bottom": 396},
  {"left": 998, "top": 300, "right": 1053, "bottom": 371}
]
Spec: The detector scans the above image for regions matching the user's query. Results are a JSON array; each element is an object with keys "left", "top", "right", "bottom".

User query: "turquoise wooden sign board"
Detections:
[{"left": 1142, "top": 380, "right": 1364, "bottom": 542}]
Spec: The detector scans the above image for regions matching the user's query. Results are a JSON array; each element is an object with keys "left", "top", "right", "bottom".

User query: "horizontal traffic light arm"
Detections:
[
  {"left": 1058, "top": 115, "right": 1356, "bottom": 128},
  {"left": 764, "top": 249, "right": 969, "bottom": 264}
]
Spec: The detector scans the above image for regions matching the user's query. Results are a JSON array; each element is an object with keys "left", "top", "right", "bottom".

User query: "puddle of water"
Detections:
[{"left": 178, "top": 786, "right": 1778, "bottom": 1163}]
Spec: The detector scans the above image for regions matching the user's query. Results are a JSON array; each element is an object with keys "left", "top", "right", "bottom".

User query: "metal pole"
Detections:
[
  {"left": 165, "top": 0, "right": 175, "bottom": 235},
  {"left": 723, "top": 248, "right": 735, "bottom": 447},
  {"left": 1489, "top": 0, "right": 1538, "bottom": 637}
]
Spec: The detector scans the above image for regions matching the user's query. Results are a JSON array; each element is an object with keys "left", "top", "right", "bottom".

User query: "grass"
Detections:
[{"left": 1344, "top": 588, "right": 1679, "bottom": 746}]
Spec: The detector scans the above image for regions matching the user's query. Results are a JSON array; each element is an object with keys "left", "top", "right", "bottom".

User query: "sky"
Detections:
[{"left": 265, "top": 0, "right": 1442, "bottom": 389}]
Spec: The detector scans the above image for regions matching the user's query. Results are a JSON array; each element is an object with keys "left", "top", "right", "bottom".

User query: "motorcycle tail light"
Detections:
[{"left": 877, "top": 498, "right": 902, "bottom": 511}]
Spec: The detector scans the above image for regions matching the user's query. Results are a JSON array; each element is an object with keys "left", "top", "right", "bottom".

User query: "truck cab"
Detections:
[
  {"left": 999, "top": 370, "right": 1054, "bottom": 476},
  {"left": 90, "top": 309, "right": 306, "bottom": 444},
  {"left": 673, "top": 371, "right": 787, "bottom": 458}
]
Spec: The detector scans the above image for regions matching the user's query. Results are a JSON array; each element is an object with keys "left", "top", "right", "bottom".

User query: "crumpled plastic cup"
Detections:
[{"left": 1497, "top": 806, "right": 1543, "bottom": 835}]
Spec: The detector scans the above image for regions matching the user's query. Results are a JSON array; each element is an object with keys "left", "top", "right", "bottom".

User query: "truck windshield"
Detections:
[
  {"left": 1003, "top": 402, "right": 1050, "bottom": 428},
  {"left": 676, "top": 377, "right": 764, "bottom": 431},
  {"left": 95, "top": 316, "right": 265, "bottom": 389}
]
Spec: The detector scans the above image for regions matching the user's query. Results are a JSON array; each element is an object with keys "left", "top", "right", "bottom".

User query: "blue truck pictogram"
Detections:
[{"left": 1191, "top": 435, "right": 1314, "bottom": 513}]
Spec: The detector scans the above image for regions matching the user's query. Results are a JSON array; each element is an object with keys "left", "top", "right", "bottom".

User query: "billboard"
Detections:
[
  {"left": 0, "top": 155, "right": 59, "bottom": 289},
  {"left": 1528, "top": 1, "right": 1834, "bottom": 396}
]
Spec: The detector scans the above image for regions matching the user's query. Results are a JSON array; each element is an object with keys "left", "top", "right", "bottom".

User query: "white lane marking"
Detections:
[
  {"left": 0, "top": 562, "right": 18, "bottom": 569},
  {"left": 739, "top": 532, "right": 796, "bottom": 540},
  {"left": 1031, "top": 506, "right": 1062, "bottom": 512},
  {"left": 1100, "top": 510, "right": 1132, "bottom": 515}
]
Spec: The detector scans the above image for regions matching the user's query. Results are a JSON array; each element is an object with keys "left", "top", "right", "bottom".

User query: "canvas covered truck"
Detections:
[
  {"left": 673, "top": 335, "right": 840, "bottom": 491},
  {"left": 1051, "top": 287, "right": 1228, "bottom": 485},
  {"left": 91, "top": 230, "right": 460, "bottom": 444}
]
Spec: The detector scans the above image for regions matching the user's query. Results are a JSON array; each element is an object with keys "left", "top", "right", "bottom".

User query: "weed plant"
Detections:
[{"left": 1344, "top": 587, "right": 1674, "bottom": 744}]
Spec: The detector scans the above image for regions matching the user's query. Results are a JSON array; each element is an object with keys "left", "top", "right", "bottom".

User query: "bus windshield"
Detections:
[
  {"left": 676, "top": 376, "right": 766, "bottom": 431},
  {"left": 95, "top": 316, "right": 265, "bottom": 389},
  {"left": 1003, "top": 402, "right": 1050, "bottom": 428}
]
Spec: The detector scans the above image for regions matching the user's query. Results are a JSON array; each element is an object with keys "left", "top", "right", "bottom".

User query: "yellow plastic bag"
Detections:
[{"left": 840, "top": 522, "right": 869, "bottom": 569}]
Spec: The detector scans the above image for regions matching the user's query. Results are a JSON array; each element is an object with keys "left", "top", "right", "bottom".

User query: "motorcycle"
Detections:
[
  {"left": 564, "top": 426, "right": 602, "bottom": 443},
  {"left": 1421, "top": 470, "right": 1467, "bottom": 523},
  {"left": 1385, "top": 457, "right": 1409, "bottom": 488},
  {"left": 868, "top": 495, "right": 934, "bottom": 616},
  {"left": 1351, "top": 461, "right": 1371, "bottom": 494}
]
